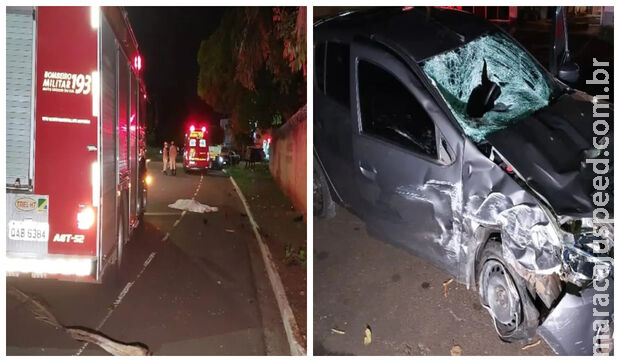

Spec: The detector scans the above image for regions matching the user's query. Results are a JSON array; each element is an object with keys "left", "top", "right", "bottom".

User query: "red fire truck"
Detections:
[
  {"left": 6, "top": 6, "right": 148, "bottom": 282},
  {"left": 183, "top": 124, "right": 211, "bottom": 172}
]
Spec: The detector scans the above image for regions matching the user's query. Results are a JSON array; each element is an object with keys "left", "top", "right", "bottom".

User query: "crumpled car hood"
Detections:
[{"left": 485, "top": 92, "right": 614, "bottom": 217}]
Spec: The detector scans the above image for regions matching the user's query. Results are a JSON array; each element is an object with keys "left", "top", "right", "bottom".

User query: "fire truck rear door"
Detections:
[{"left": 6, "top": 7, "right": 35, "bottom": 190}]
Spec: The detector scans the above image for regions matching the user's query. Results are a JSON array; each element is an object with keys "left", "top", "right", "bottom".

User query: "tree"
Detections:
[{"left": 196, "top": 7, "right": 306, "bottom": 141}]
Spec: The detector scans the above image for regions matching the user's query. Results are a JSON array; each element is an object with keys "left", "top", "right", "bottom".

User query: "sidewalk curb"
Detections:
[{"left": 228, "top": 175, "right": 306, "bottom": 356}]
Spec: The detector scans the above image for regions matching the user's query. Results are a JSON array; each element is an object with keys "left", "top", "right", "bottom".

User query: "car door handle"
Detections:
[{"left": 359, "top": 161, "right": 377, "bottom": 181}]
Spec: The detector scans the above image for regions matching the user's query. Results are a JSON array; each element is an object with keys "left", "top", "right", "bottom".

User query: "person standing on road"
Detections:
[
  {"left": 162, "top": 141, "right": 169, "bottom": 175},
  {"left": 169, "top": 141, "right": 178, "bottom": 176}
]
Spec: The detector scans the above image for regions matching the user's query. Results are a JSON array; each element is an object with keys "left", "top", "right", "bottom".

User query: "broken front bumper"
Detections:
[{"left": 539, "top": 279, "right": 614, "bottom": 356}]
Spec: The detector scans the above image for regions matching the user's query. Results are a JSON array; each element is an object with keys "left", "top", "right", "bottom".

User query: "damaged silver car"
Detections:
[{"left": 313, "top": 7, "right": 613, "bottom": 355}]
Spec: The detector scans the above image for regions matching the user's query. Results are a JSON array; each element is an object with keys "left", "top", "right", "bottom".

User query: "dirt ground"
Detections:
[{"left": 313, "top": 206, "right": 555, "bottom": 356}]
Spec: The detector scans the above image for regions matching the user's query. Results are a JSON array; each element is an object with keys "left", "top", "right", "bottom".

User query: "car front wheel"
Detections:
[{"left": 477, "top": 240, "right": 539, "bottom": 343}]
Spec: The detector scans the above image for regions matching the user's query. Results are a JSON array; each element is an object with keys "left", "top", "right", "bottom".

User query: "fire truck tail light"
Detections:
[
  {"left": 92, "top": 162, "right": 100, "bottom": 207},
  {"left": 190, "top": 125, "right": 195, "bottom": 132},
  {"left": 202, "top": 126, "right": 206, "bottom": 132},
  {"left": 6, "top": 257, "right": 93, "bottom": 277},
  {"left": 90, "top": 6, "right": 99, "bottom": 29},
  {"left": 133, "top": 55, "right": 142, "bottom": 71},
  {"left": 77, "top": 206, "right": 96, "bottom": 230}
]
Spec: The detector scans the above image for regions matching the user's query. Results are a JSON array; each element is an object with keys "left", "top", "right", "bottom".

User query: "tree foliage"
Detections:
[{"left": 197, "top": 7, "right": 306, "bottom": 139}]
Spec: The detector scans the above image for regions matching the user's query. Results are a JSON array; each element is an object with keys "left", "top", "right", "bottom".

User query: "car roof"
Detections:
[{"left": 314, "top": 7, "right": 497, "bottom": 62}]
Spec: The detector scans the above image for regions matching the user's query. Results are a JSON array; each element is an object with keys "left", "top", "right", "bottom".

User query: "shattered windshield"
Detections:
[{"left": 422, "top": 32, "right": 553, "bottom": 142}]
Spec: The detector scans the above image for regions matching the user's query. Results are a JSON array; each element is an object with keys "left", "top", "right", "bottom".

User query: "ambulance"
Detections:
[{"left": 183, "top": 124, "right": 210, "bottom": 172}]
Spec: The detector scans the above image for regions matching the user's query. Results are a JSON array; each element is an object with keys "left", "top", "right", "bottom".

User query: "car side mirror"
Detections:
[{"left": 558, "top": 62, "right": 580, "bottom": 84}]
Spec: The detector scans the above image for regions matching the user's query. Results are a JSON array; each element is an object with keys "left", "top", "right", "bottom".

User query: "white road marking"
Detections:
[
  {"left": 229, "top": 176, "right": 306, "bottom": 356},
  {"left": 137, "top": 252, "right": 157, "bottom": 279},
  {"left": 144, "top": 212, "right": 182, "bottom": 216},
  {"left": 191, "top": 175, "right": 203, "bottom": 201},
  {"left": 143, "top": 252, "right": 156, "bottom": 268},
  {"left": 77, "top": 172, "right": 203, "bottom": 355},
  {"left": 76, "top": 251, "right": 158, "bottom": 355},
  {"left": 114, "top": 282, "right": 134, "bottom": 308}
]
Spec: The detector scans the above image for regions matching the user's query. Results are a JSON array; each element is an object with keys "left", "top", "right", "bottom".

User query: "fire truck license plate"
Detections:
[{"left": 8, "top": 220, "right": 49, "bottom": 242}]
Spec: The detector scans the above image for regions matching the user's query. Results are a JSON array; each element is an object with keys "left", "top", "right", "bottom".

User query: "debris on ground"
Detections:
[
  {"left": 168, "top": 199, "right": 218, "bottom": 213},
  {"left": 448, "top": 309, "right": 465, "bottom": 322},
  {"left": 402, "top": 343, "right": 414, "bottom": 355},
  {"left": 450, "top": 344, "right": 463, "bottom": 356},
  {"left": 331, "top": 328, "right": 346, "bottom": 335},
  {"left": 8, "top": 286, "right": 149, "bottom": 356},
  {"left": 521, "top": 339, "right": 542, "bottom": 350},
  {"left": 417, "top": 342, "right": 431, "bottom": 355},
  {"left": 225, "top": 229, "right": 235, "bottom": 233},
  {"left": 67, "top": 329, "right": 149, "bottom": 356},
  {"left": 285, "top": 245, "right": 307, "bottom": 267},
  {"left": 363, "top": 326, "right": 372, "bottom": 345},
  {"left": 443, "top": 278, "right": 454, "bottom": 298}
]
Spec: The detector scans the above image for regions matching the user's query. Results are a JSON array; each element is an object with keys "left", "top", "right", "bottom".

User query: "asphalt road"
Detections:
[
  {"left": 6, "top": 161, "right": 288, "bottom": 356},
  {"left": 313, "top": 206, "right": 555, "bottom": 356}
]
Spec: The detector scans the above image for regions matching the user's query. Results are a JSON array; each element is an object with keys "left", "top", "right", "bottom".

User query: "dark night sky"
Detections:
[{"left": 126, "top": 7, "right": 227, "bottom": 145}]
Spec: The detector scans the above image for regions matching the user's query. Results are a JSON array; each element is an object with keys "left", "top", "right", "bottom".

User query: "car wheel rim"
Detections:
[{"left": 480, "top": 259, "right": 520, "bottom": 335}]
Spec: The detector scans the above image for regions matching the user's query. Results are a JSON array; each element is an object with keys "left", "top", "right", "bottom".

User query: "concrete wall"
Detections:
[{"left": 269, "top": 105, "right": 307, "bottom": 218}]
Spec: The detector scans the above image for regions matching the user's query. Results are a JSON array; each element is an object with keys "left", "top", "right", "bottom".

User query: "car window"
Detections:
[
  {"left": 199, "top": 139, "right": 206, "bottom": 147},
  {"left": 189, "top": 139, "right": 196, "bottom": 147},
  {"left": 325, "top": 42, "right": 350, "bottom": 107},
  {"left": 358, "top": 60, "right": 437, "bottom": 158},
  {"left": 315, "top": 42, "right": 326, "bottom": 92}
]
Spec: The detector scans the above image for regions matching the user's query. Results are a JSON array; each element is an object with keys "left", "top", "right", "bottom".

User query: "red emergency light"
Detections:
[
  {"left": 189, "top": 124, "right": 207, "bottom": 134},
  {"left": 133, "top": 54, "right": 142, "bottom": 71}
]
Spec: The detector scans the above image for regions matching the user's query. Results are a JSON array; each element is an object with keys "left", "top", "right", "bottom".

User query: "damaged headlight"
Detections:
[{"left": 561, "top": 220, "right": 614, "bottom": 286}]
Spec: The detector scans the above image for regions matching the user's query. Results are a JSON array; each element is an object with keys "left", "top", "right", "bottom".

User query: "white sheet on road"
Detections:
[{"left": 168, "top": 199, "right": 218, "bottom": 213}]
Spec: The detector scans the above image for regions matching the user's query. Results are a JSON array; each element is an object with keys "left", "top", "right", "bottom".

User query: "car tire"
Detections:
[
  {"left": 477, "top": 240, "right": 539, "bottom": 343},
  {"left": 313, "top": 157, "right": 336, "bottom": 218}
]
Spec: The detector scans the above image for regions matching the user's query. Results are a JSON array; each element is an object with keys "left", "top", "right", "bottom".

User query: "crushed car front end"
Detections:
[{"left": 420, "top": 27, "right": 614, "bottom": 355}]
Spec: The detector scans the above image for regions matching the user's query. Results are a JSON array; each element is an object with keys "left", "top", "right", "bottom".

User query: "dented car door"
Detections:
[{"left": 350, "top": 40, "right": 464, "bottom": 274}]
